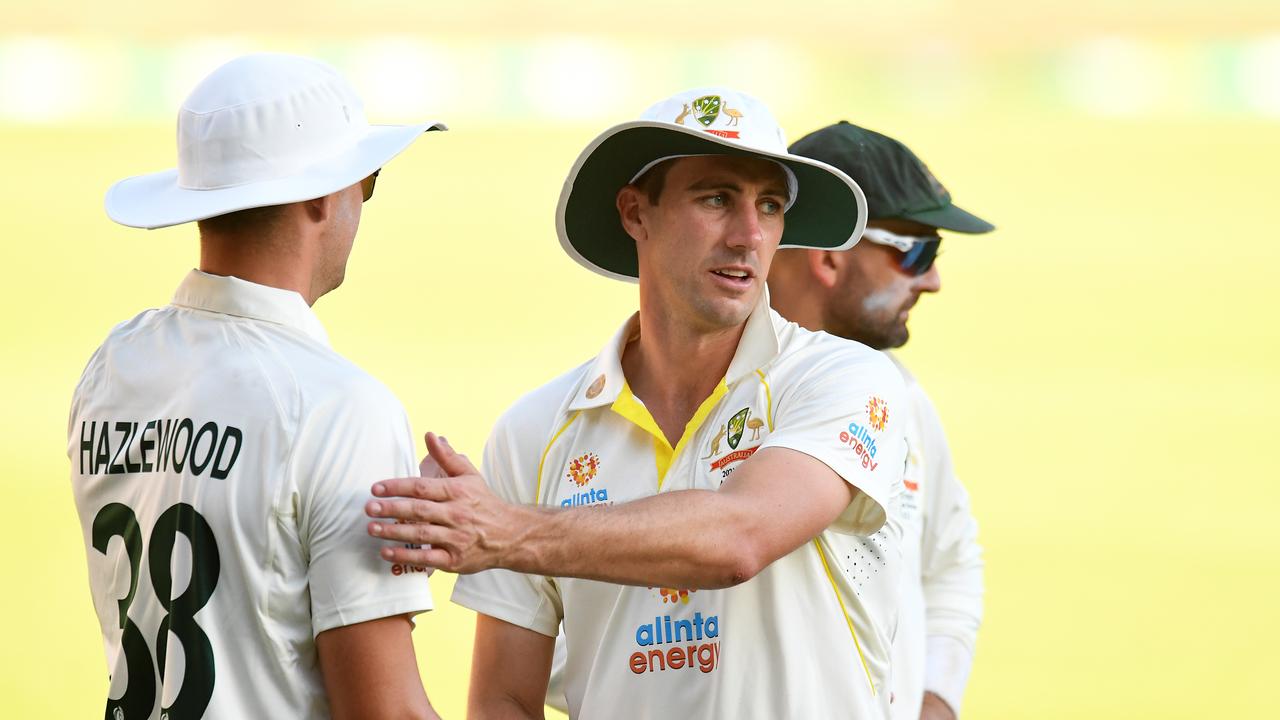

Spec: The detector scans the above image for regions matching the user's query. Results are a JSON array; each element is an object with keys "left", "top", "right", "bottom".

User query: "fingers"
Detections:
[
  {"left": 425, "top": 432, "right": 480, "bottom": 477},
  {"left": 419, "top": 452, "right": 444, "bottom": 478},
  {"left": 379, "top": 544, "right": 455, "bottom": 570},
  {"left": 368, "top": 517, "right": 452, "bottom": 545},
  {"left": 365, "top": 496, "right": 453, "bottom": 524},
  {"left": 371, "top": 476, "right": 450, "bottom": 503}
]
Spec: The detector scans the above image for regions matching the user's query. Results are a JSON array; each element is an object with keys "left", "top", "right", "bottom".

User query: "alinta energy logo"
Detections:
[
  {"left": 654, "top": 586, "right": 695, "bottom": 604},
  {"left": 629, "top": 590, "right": 721, "bottom": 676},
  {"left": 839, "top": 408, "right": 883, "bottom": 472},
  {"left": 562, "top": 452, "right": 609, "bottom": 508},
  {"left": 568, "top": 452, "right": 599, "bottom": 486},
  {"left": 867, "top": 396, "right": 889, "bottom": 432}
]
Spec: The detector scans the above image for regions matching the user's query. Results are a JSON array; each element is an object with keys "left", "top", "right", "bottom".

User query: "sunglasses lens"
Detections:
[
  {"left": 900, "top": 240, "right": 940, "bottom": 276},
  {"left": 361, "top": 170, "right": 380, "bottom": 202}
]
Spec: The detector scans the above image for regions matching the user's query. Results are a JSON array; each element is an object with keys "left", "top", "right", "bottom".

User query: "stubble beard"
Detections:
[{"left": 827, "top": 286, "right": 910, "bottom": 350}]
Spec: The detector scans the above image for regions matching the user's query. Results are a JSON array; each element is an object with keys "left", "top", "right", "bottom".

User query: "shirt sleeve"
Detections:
[
  {"left": 759, "top": 346, "right": 908, "bottom": 536},
  {"left": 451, "top": 401, "right": 564, "bottom": 638},
  {"left": 913, "top": 384, "right": 984, "bottom": 713},
  {"left": 294, "top": 377, "right": 434, "bottom": 637}
]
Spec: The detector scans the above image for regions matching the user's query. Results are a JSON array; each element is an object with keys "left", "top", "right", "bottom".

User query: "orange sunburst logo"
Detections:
[
  {"left": 567, "top": 452, "right": 600, "bottom": 487},
  {"left": 867, "top": 396, "right": 889, "bottom": 432},
  {"left": 653, "top": 587, "right": 696, "bottom": 604}
]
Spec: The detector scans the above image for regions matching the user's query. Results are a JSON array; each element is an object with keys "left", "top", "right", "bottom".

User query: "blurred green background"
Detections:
[{"left": 2, "top": 2, "right": 1277, "bottom": 717}]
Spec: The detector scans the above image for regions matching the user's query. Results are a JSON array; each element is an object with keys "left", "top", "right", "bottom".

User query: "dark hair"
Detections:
[
  {"left": 197, "top": 204, "right": 287, "bottom": 238},
  {"left": 632, "top": 159, "right": 676, "bottom": 205}
]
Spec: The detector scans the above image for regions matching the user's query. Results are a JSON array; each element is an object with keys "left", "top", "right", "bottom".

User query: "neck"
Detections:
[
  {"left": 766, "top": 278, "right": 826, "bottom": 333},
  {"left": 622, "top": 293, "right": 748, "bottom": 446},
  {"left": 199, "top": 232, "right": 322, "bottom": 306}
]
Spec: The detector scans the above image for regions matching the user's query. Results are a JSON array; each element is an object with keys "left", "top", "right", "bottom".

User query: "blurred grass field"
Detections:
[{"left": 2, "top": 23, "right": 1279, "bottom": 719}]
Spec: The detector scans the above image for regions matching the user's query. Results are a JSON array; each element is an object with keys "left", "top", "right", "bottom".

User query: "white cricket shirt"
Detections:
[
  {"left": 888, "top": 355, "right": 984, "bottom": 719},
  {"left": 68, "top": 270, "right": 433, "bottom": 720},
  {"left": 454, "top": 297, "right": 908, "bottom": 719}
]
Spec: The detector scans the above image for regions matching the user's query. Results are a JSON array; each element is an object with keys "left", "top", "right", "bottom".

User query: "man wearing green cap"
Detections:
[
  {"left": 769, "top": 121, "right": 990, "bottom": 720},
  {"left": 366, "top": 89, "right": 909, "bottom": 718}
]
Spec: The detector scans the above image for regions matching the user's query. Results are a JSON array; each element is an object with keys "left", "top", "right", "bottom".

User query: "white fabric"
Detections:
[
  {"left": 887, "top": 355, "right": 984, "bottom": 719},
  {"left": 68, "top": 270, "right": 433, "bottom": 719},
  {"left": 454, "top": 295, "right": 908, "bottom": 719},
  {"left": 105, "top": 53, "right": 445, "bottom": 229}
]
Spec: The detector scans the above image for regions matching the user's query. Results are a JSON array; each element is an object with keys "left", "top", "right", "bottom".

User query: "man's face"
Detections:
[
  {"left": 627, "top": 155, "right": 789, "bottom": 332},
  {"left": 317, "top": 181, "right": 364, "bottom": 295},
  {"left": 827, "top": 218, "right": 942, "bottom": 349}
]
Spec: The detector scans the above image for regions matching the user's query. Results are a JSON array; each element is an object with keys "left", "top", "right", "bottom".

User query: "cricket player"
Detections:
[
  {"left": 366, "top": 88, "right": 909, "bottom": 718},
  {"left": 69, "top": 53, "right": 444, "bottom": 719},
  {"left": 770, "top": 121, "right": 989, "bottom": 720}
]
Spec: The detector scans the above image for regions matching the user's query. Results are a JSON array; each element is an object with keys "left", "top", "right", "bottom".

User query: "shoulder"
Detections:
[
  {"left": 303, "top": 357, "right": 409, "bottom": 425},
  {"left": 885, "top": 352, "right": 951, "bottom": 424},
  {"left": 72, "top": 307, "right": 169, "bottom": 398},
  {"left": 770, "top": 313, "right": 903, "bottom": 393},
  {"left": 491, "top": 360, "right": 593, "bottom": 442}
]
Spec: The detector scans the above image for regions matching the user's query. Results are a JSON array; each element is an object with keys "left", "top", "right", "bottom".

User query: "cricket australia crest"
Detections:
[
  {"left": 726, "top": 407, "right": 749, "bottom": 449},
  {"left": 693, "top": 95, "right": 722, "bottom": 127}
]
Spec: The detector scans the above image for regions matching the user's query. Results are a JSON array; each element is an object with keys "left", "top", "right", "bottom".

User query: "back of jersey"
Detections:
[{"left": 67, "top": 272, "right": 429, "bottom": 719}]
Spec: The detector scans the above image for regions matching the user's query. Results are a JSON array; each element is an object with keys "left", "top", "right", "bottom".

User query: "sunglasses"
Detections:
[
  {"left": 361, "top": 169, "right": 381, "bottom": 202},
  {"left": 861, "top": 227, "right": 942, "bottom": 277}
]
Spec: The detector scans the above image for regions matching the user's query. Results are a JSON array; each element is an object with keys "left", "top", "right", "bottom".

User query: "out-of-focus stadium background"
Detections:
[{"left": 2, "top": 2, "right": 1277, "bottom": 717}]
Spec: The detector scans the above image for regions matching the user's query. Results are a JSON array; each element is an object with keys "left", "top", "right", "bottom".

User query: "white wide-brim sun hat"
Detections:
[
  {"left": 105, "top": 53, "right": 446, "bottom": 230},
  {"left": 556, "top": 87, "right": 868, "bottom": 282}
]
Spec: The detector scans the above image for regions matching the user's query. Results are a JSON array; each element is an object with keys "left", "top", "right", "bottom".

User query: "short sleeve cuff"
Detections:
[
  {"left": 452, "top": 583, "right": 560, "bottom": 638},
  {"left": 312, "top": 590, "right": 433, "bottom": 638}
]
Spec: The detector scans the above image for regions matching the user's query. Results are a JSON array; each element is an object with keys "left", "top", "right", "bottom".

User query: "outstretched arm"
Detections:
[{"left": 367, "top": 433, "right": 857, "bottom": 589}]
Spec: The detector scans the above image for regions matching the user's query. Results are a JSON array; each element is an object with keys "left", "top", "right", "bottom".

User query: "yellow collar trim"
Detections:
[{"left": 611, "top": 380, "right": 729, "bottom": 490}]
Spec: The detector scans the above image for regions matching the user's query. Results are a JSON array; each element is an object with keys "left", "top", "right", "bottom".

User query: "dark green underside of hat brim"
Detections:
[
  {"left": 898, "top": 203, "right": 995, "bottom": 234},
  {"left": 564, "top": 126, "right": 862, "bottom": 279}
]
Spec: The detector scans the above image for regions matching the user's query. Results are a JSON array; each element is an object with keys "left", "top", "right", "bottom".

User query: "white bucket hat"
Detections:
[
  {"left": 105, "top": 53, "right": 446, "bottom": 229},
  {"left": 556, "top": 86, "right": 868, "bottom": 281}
]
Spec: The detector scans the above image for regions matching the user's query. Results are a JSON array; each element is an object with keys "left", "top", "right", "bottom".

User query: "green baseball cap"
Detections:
[{"left": 788, "top": 121, "right": 994, "bottom": 234}]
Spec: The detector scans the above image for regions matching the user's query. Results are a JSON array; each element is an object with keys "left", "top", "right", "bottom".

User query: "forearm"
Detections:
[
  {"left": 470, "top": 695, "right": 545, "bottom": 720},
  {"left": 921, "top": 521, "right": 984, "bottom": 651},
  {"left": 502, "top": 489, "right": 760, "bottom": 589},
  {"left": 924, "top": 635, "right": 974, "bottom": 716},
  {"left": 369, "top": 443, "right": 854, "bottom": 584}
]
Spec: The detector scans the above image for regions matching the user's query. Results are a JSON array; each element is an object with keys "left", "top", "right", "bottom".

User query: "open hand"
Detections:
[{"left": 365, "top": 432, "right": 517, "bottom": 574}]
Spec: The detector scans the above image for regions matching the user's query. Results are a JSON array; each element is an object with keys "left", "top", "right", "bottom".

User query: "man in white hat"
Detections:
[
  {"left": 69, "top": 53, "right": 445, "bottom": 719},
  {"left": 366, "top": 89, "right": 908, "bottom": 718}
]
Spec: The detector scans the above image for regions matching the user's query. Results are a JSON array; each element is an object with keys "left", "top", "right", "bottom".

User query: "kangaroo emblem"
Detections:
[
  {"left": 702, "top": 424, "right": 727, "bottom": 459},
  {"left": 674, "top": 102, "right": 691, "bottom": 125}
]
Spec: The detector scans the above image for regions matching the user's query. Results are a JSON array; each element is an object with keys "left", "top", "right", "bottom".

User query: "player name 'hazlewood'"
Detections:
[{"left": 78, "top": 419, "right": 243, "bottom": 479}]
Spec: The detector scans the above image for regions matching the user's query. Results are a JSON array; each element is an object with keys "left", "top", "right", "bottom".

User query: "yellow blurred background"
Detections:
[{"left": 2, "top": 1, "right": 1278, "bottom": 717}]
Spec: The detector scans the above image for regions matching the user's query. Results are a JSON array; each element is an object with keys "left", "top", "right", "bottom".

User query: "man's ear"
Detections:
[
  {"left": 806, "top": 249, "right": 842, "bottom": 289},
  {"left": 302, "top": 192, "right": 335, "bottom": 224},
  {"left": 617, "top": 185, "right": 648, "bottom": 244}
]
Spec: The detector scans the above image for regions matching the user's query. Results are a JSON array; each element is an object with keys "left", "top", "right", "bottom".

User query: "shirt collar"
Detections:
[
  {"left": 568, "top": 288, "right": 781, "bottom": 411},
  {"left": 171, "top": 269, "right": 331, "bottom": 346}
]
